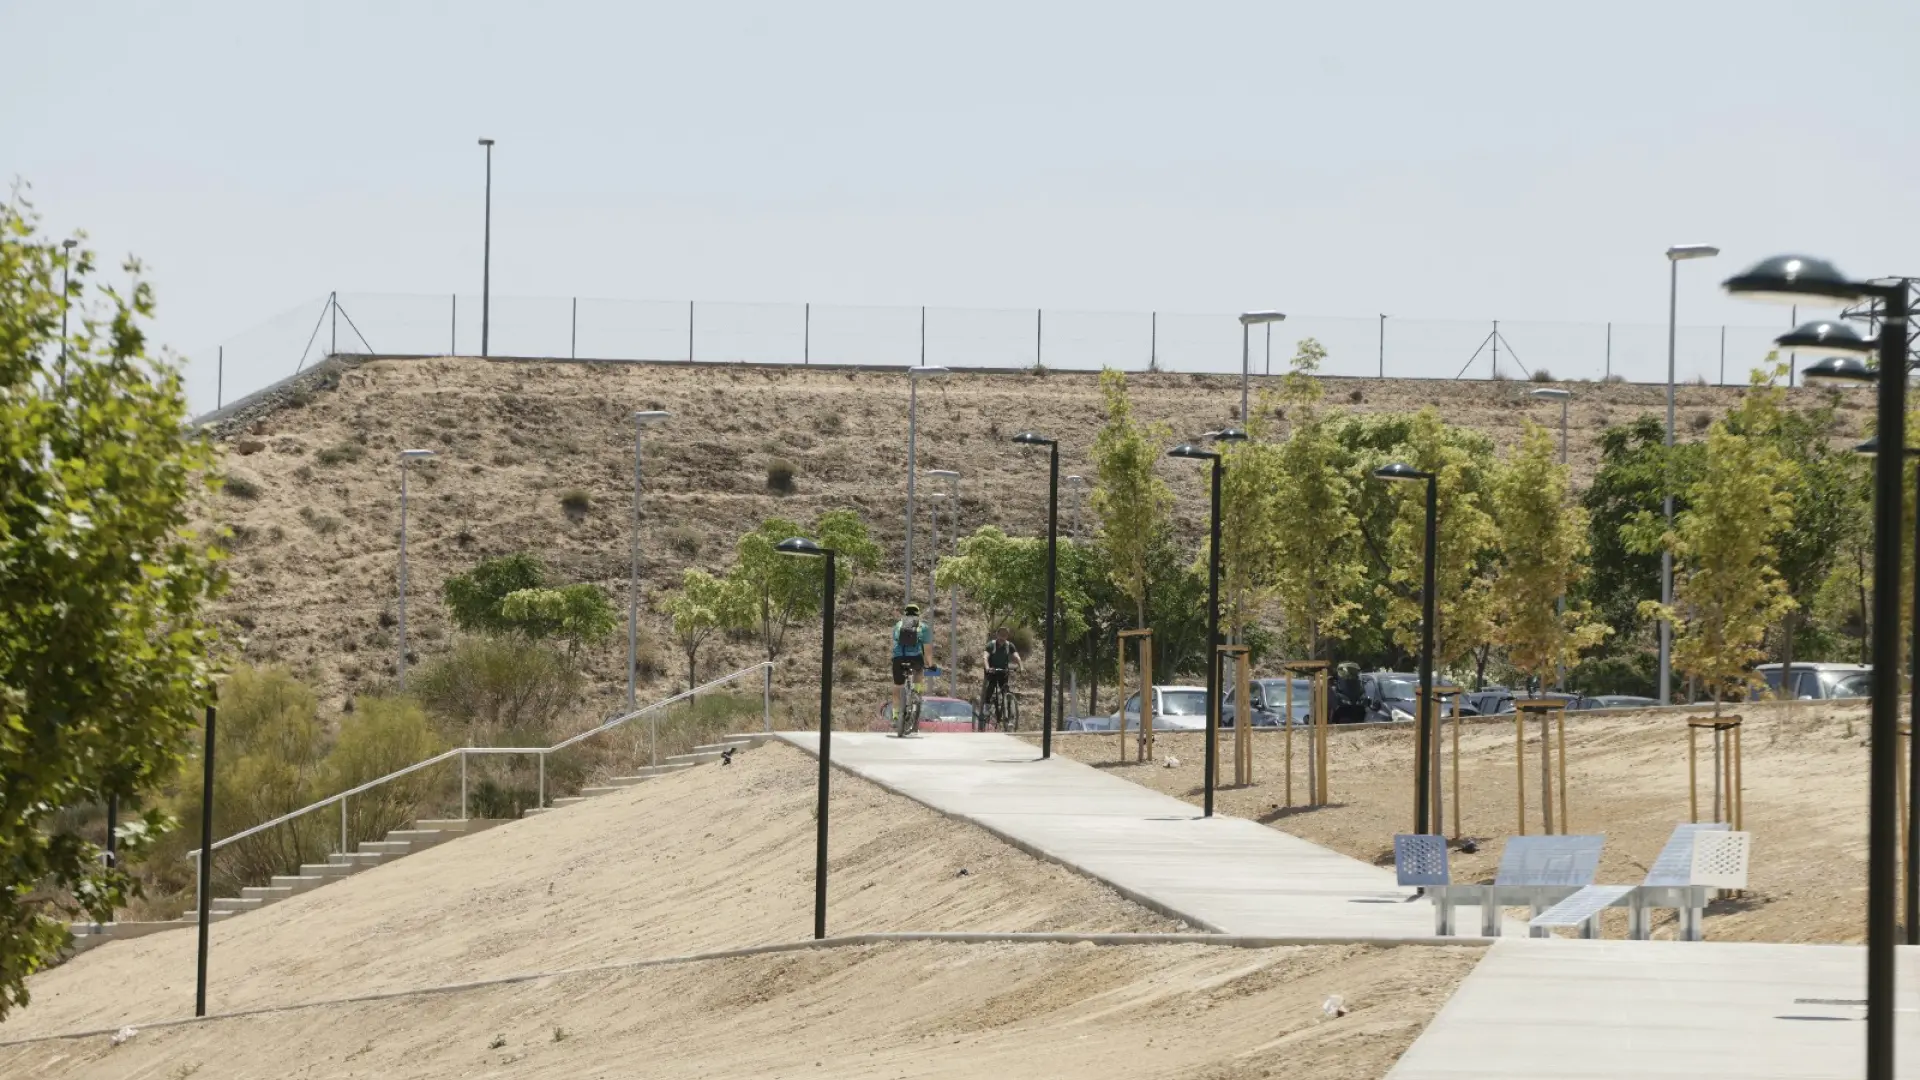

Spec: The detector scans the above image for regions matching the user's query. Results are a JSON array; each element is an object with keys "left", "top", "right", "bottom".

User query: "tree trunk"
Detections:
[
  {"left": 1780, "top": 611, "right": 1797, "bottom": 719},
  {"left": 686, "top": 650, "right": 698, "bottom": 695},
  {"left": 1859, "top": 547, "right": 1872, "bottom": 665}
]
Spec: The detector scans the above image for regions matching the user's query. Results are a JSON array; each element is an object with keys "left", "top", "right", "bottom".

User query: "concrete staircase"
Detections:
[{"left": 65, "top": 732, "right": 773, "bottom": 956}]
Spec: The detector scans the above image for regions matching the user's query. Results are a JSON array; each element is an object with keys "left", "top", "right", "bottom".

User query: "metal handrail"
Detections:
[{"left": 190, "top": 661, "right": 773, "bottom": 862}]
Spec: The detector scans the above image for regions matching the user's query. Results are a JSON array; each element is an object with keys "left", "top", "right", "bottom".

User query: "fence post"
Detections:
[
  {"left": 804, "top": 302, "right": 810, "bottom": 365},
  {"left": 538, "top": 753, "right": 546, "bottom": 808},
  {"left": 460, "top": 750, "right": 469, "bottom": 821},
  {"left": 339, "top": 798, "right": 347, "bottom": 854},
  {"left": 763, "top": 663, "right": 773, "bottom": 732},
  {"left": 688, "top": 301, "right": 695, "bottom": 363},
  {"left": 329, "top": 291, "right": 338, "bottom": 356},
  {"left": 1150, "top": 311, "right": 1157, "bottom": 371},
  {"left": 450, "top": 294, "right": 457, "bottom": 355},
  {"left": 651, "top": 713, "right": 658, "bottom": 768},
  {"left": 920, "top": 306, "right": 926, "bottom": 366},
  {"left": 216, "top": 346, "right": 224, "bottom": 411},
  {"left": 1036, "top": 308, "right": 1043, "bottom": 369},
  {"left": 1604, "top": 321, "right": 1611, "bottom": 380},
  {"left": 571, "top": 297, "right": 578, "bottom": 360}
]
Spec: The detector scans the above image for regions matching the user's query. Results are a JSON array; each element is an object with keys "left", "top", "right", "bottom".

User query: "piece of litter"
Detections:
[
  {"left": 111, "top": 1026, "right": 138, "bottom": 1047},
  {"left": 1162, "top": 755, "right": 1180, "bottom": 769},
  {"left": 956, "top": 868, "right": 969, "bottom": 877},
  {"left": 1322, "top": 995, "right": 1347, "bottom": 1018}
]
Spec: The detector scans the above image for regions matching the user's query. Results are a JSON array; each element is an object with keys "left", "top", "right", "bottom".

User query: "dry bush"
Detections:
[
  {"left": 1530, "top": 369, "right": 1555, "bottom": 383},
  {"left": 224, "top": 471, "right": 263, "bottom": 499},
  {"left": 559, "top": 489, "right": 593, "bottom": 517},
  {"left": 299, "top": 506, "right": 343, "bottom": 535},
  {"left": 767, "top": 458, "right": 797, "bottom": 494},
  {"left": 315, "top": 441, "right": 364, "bottom": 466},
  {"left": 665, "top": 525, "right": 702, "bottom": 558}
]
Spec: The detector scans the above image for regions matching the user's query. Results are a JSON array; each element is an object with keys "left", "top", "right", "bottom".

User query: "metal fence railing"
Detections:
[
  {"left": 186, "top": 662, "right": 774, "bottom": 905},
  {"left": 182, "top": 291, "right": 1811, "bottom": 420}
]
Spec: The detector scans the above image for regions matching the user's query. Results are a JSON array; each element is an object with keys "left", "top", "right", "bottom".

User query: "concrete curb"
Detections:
[{"left": 0, "top": 931, "right": 1488, "bottom": 1049}]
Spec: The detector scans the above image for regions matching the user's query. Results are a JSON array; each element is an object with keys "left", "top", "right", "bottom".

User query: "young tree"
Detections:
[
  {"left": 499, "top": 583, "right": 620, "bottom": 657},
  {"left": 0, "top": 195, "right": 226, "bottom": 1016},
  {"left": 442, "top": 553, "right": 547, "bottom": 635},
  {"left": 1632, "top": 375, "right": 1798, "bottom": 713},
  {"left": 1377, "top": 409, "right": 1499, "bottom": 677},
  {"left": 935, "top": 526, "right": 1089, "bottom": 643},
  {"left": 726, "top": 511, "right": 879, "bottom": 662},
  {"left": 1268, "top": 341, "right": 1366, "bottom": 660},
  {"left": 1216, "top": 416, "right": 1283, "bottom": 640},
  {"left": 665, "top": 568, "right": 735, "bottom": 689},
  {"left": 1491, "top": 422, "right": 1609, "bottom": 693},
  {"left": 1088, "top": 369, "right": 1173, "bottom": 628}
]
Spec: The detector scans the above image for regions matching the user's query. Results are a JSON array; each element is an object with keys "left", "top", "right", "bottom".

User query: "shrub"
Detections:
[
  {"left": 223, "top": 472, "right": 263, "bottom": 499},
  {"left": 315, "top": 441, "right": 364, "bottom": 466},
  {"left": 767, "top": 458, "right": 796, "bottom": 494},
  {"left": 1347, "top": 388, "right": 1364, "bottom": 404},
  {"left": 412, "top": 637, "right": 581, "bottom": 744},
  {"left": 1530, "top": 369, "right": 1555, "bottom": 383},
  {"left": 1690, "top": 411, "right": 1712, "bottom": 431},
  {"left": 298, "top": 506, "right": 343, "bottom": 535},
  {"left": 443, "top": 554, "right": 548, "bottom": 635},
  {"left": 665, "top": 525, "right": 703, "bottom": 558},
  {"left": 1602, "top": 373, "right": 1627, "bottom": 385},
  {"left": 559, "top": 489, "right": 592, "bottom": 517},
  {"left": 816, "top": 413, "right": 844, "bottom": 436},
  {"left": 499, "top": 583, "right": 620, "bottom": 655},
  {"left": 1490, "top": 369, "right": 1512, "bottom": 382},
  {"left": 325, "top": 696, "right": 444, "bottom": 843}
]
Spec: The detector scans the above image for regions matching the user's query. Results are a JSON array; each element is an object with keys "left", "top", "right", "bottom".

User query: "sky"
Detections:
[{"left": 4, "top": 1, "right": 1917, "bottom": 409}]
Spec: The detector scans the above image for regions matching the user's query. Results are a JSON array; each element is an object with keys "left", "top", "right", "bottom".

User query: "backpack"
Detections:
[{"left": 895, "top": 618, "right": 922, "bottom": 653}]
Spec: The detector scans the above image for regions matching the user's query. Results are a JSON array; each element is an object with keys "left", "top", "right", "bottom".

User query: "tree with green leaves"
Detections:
[
  {"left": 1268, "top": 341, "right": 1366, "bottom": 661},
  {"left": 1377, "top": 408, "right": 1499, "bottom": 678},
  {"left": 1632, "top": 374, "right": 1799, "bottom": 713},
  {"left": 665, "top": 568, "right": 737, "bottom": 689},
  {"left": 499, "top": 583, "right": 620, "bottom": 657},
  {"left": 1216, "top": 415, "right": 1283, "bottom": 640},
  {"left": 1491, "top": 422, "right": 1609, "bottom": 693},
  {"left": 935, "top": 526, "right": 1089, "bottom": 645},
  {"left": 0, "top": 194, "right": 226, "bottom": 1016},
  {"left": 1088, "top": 369, "right": 1173, "bottom": 628},
  {"left": 442, "top": 553, "right": 546, "bottom": 635},
  {"left": 727, "top": 510, "right": 879, "bottom": 662}
]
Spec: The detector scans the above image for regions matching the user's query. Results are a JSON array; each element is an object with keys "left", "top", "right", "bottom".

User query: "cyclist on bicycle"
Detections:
[
  {"left": 891, "top": 604, "right": 932, "bottom": 729},
  {"left": 982, "top": 627, "right": 1021, "bottom": 724}
]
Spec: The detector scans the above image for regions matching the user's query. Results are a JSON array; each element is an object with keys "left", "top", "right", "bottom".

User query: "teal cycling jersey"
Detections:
[{"left": 892, "top": 618, "right": 931, "bottom": 658}]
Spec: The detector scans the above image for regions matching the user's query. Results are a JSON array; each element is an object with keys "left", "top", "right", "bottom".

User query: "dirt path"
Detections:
[
  {"left": 3, "top": 743, "right": 1171, "bottom": 1039},
  {"left": 0, "top": 940, "right": 1479, "bottom": 1080},
  {"left": 1040, "top": 700, "right": 1874, "bottom": 943}
]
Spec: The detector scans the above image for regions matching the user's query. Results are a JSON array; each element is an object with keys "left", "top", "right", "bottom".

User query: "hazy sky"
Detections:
[{"left": 4, "top": 0, "right": 1916, "bottom": 401}]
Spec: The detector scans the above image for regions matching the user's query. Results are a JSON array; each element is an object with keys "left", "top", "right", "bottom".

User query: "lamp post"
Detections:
[
  {"left": 59, "top": 238, "right": 76, "bottom": 389},
  {"left": 1238, "top": 311, "right": 1286, "bottom": 425},
  {"left": 478, "top": 138, "right": 496, "bottom": 358},
  {"left": 627, "top": 411, "right": 671, "bottom": 706},
  {"left": 1013, "top": 432, "right": 1060, "bottom": 758},
  {"left": 776, "top": 536, "right": 837, "bottom": 941},
  {"left": 1065, "top": 474, "right": 1088, "bottom": 719},
  {"left": 1661, "top": 244, "right": 1720, "bottom": 705},
  {"left": 1168, "top": 429, "right": 1245, "bottom": 817},
  {"left": 1373, "top": 463, "right": 1438, "bottom": 836},
  {"left": 1855, "top": 431, "right": 1920, "bottom": 949},
  {"left": 905, "top": 365, "right": 950, "bottom": 604},
  {"left": 1530, "top": 387, "right": 1573, "bottom": 691},
  {"left": 927, "top": 469, "right": 961, "bottom": 695},
  {"left": 1727, "top": 253, "right": 1907, "bottom": 1080},
  {"left": 194, "top": 701, "right": 215, "bottom": 1017},
  {"left": 397, "top": 449, "right": 436, "bottom": 689}
]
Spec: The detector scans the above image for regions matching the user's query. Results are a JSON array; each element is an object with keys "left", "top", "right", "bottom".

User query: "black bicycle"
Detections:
[{"left": 980, "top": 671, "right": 1020, "bottom": 732}]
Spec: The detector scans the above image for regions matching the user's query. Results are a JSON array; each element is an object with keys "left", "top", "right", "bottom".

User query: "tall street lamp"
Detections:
[
  {"left": 1065, "top": 474, "right": 1089, "bottom": 718},
  {"left": 927, "top": 469, "right": 961, "bottom": 695},
  {"left": 1168, "top": 429, "right": 1245, "bottom": 817},
  {"left": 1661, "top": 243, "right": 1720, "bottom": 705},
  {"left": 1727, "top": 253, "right": 1907, "bottom": 1080},
  {"left": 1373, "top": 463, "right": 1438, "bottom": 836},
  {"left": 1239, "top": 311, "right": 1286, "bottom": 425},
  {"left": 1855, "top": 431, "right": 1920, "bottom": 949},
  {"left": 904, "top": 365, "right": 950, "bottom": 603},
  {"left": 59, "top": 238, "right": 76, "bottom": 389},
  {"left": 1012, "top": 432, "right": 1060, "bottom": 758},
  {"left": 478, "top": 138, "right": 496, "bottom": 358},
  {"left": 396, "top": 449, "right": 436, "bottom": 689},
  {"left": 776, "top": 536, "right": 837, "bottom": 941},
  {"left": 627, "top": 410, "right": 671, "bottom": 706}
]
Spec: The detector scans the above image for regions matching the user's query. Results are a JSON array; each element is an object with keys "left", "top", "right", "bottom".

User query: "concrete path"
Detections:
[
  {"left": 779, "top": 731, "right": 1442, "bottom": 939},
  {"left": 1388, "top": 938, "right": 1920, "bottom": 1079}
]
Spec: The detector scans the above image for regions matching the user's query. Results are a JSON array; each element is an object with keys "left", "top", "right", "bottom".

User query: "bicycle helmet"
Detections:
[{"left": 903, "top": 604, "right": 921, "bottom": 616}]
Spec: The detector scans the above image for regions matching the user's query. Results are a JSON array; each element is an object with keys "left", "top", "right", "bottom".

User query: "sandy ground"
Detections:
[
  {"left": 1040, "top": 699, "right": 1876, "bottom": 944},
  {"left": 2, "top": 743, "right": 1174, "bottom": 1039},
  {"left": 0, "top": 940, "right": 1479, "bottom": 1080},
  {"left": 210, "top": 357, "right": 1820, "bottom": 718}
]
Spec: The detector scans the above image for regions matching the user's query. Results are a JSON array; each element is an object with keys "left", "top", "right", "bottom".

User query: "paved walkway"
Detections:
[
  {"left": 778, "top": 731, "right": 1440, "bottom": 939},
  {"left": 1388, "top": 938, "right": 1920, "bottom": 1079}
]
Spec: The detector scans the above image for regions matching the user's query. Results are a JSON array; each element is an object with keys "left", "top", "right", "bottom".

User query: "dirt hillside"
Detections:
[
  {"left": 210, "top": 356, "right": 1840, "bottom": 723},
  {"left": 2, "top": 742, "right": 1173, "bottom": 1039},
  {"left": 1042, "top": 699, "right": 1874, "bottom": 944},
  {"left": 0, "top": 939, "right": 1479, "bottom": 1080}
]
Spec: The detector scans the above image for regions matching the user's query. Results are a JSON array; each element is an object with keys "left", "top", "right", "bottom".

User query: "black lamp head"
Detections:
[
  {"left": 1372, "top": 462, "right": 1434, "bottom": 483},
  {"left": 1801, "top": 356, "right": 1877, "bottom": 386},
  {"left": 1209, "top": 427, "right": 1250, "bottom": 444},
  {"left": 1723, "top": 254, "right": 1867, "bottom": 305},
  {"left": 1776, "top": 320, "right": 1876, "bottom": 357},
  {"left": 1167, "top": 443, "right": 1219, "bottom": 461},
  {"left": 775, "top": 536, "right": 826, "bottom": 558},
  {"left": 1012, "top": 432, "right": 1055, "bottom": 447}
]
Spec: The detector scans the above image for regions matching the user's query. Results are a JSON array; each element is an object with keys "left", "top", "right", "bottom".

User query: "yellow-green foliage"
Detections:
[{"left": 1491, "top": 422, "right": 1609, "bottom": 687}]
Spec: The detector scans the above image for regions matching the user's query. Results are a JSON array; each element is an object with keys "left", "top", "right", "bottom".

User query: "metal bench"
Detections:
[
  {"left": 1395, "top": 833, "right": 1605, "bottom": 937},
  {"left": 1526, "top": 823, "right": 1750, "bottom": 941}
]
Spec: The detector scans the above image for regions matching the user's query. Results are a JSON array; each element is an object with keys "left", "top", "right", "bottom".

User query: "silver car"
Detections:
[{"left": 1069, "top": 685, "right": 1209, "bottom": 732}]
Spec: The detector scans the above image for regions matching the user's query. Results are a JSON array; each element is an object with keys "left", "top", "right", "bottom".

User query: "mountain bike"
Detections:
[
  {"left": 981, "top": 672, "right": 1019, "bottom": 732},
  {"left": 895, "top": 676, "right": 923, "bottom": 738}
]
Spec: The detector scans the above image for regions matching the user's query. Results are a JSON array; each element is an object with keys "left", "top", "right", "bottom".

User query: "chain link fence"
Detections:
[{"left": 186, "top": 292, "right": 1798, "bottom": 421}]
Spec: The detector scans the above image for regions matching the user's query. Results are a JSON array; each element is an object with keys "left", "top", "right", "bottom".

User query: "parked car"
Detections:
[
  {"left": 1463, "top": 689, "right": 1583, "bottom": 716},
  {"left": 1573, "top": 694, "right": 1660, "bottom": 711},
  {"left": 873, "top": 696, "right": 976, "bottom": 732},
  {"left": 1357, "top": 672, "right": 1474, "bottom": 723},
  {"left": 1220, "top": 677, "right": 1316, "bottom": 728},
  {"left": 1068, "top": 685, "right": 1209, "bottom": 732},
  {"left": 1753, "top": 663, "right": 1872, "bottom": 701}
]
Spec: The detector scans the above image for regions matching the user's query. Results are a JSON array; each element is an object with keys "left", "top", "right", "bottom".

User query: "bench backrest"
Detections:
[
  {"left": 1494, "top": 835, "right": 1604, "bottom": 887},
  {"left": 1644, "top": 822, "right": 1730, "bottom": 887},
  {"left": 1393, "top": 834, "right": 1450, "bottom": 887},
  {"left": 1689, "top": 830, "right": 1751, "bottom": 889}
]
